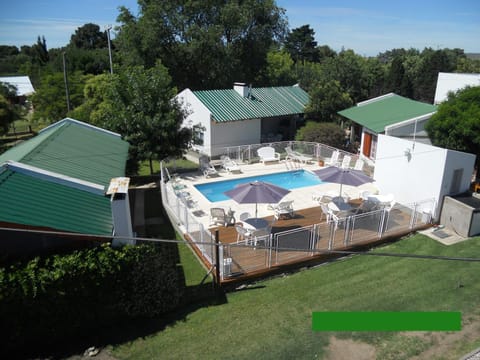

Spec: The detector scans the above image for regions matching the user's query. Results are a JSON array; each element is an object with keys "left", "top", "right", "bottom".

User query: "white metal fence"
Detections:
[{"left": 160, "top": 158, "right": 434, "bottom": 282}]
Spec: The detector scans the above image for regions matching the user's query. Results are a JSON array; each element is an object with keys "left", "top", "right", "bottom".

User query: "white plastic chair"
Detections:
[{"left": 268, "top": 200, "right": 294, "bottom": 220}]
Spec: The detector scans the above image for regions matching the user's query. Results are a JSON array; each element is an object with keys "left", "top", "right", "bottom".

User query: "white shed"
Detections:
[
  {"left": 434, "top": 72, "right": 480, "bottom": 104},
  {"left": 373, "top": 134, "right": 476, "bottom": 220}
]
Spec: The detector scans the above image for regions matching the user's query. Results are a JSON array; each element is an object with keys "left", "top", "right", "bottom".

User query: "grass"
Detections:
[
  {"left": 138, "top": 158, "right": 198, "bottom": 176},
  {"left": 110, "top": 234, "right": 480, "bottom": 359}
]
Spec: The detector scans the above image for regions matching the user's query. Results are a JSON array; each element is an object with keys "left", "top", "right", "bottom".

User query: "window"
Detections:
[{"left": 192, "top": 124, "right": 205, "bottom": 146}]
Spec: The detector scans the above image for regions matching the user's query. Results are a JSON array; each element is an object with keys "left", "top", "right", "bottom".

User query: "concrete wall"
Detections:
[{"left": 440, "top": 197, "right": 475, "bottom": 237}]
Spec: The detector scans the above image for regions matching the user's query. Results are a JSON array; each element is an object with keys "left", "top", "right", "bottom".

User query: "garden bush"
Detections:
[{"left": 0, "top": 242, "right": 185, "bottom": 355}]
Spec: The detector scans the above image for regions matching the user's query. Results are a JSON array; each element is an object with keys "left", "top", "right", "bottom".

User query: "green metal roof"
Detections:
[
  {"left": 338, "top": 94, "right": 438, "bottom": 133},
  {"left": 193, "top": 86, "right": 309, "bottom": 122},
  {"left": 0, "top": 167, "right": 113, "bottom": 235},
  {"left": 0, "top": 118, "right": 129, "bottom": 187}
]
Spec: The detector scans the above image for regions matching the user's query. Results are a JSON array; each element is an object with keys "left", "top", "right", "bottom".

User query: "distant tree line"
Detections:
[{"left": 1, "top": 0, "right": 479, "bottom": 172}]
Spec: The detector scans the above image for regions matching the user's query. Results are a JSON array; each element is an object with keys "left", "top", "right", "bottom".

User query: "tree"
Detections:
[
  {"left": 284, "top": 25, "right": 319, "bottom": 63},
  {"left": 69, "top": 73, "right": 111, "bottom": 123},
  {"left": 31, "top": 71, "right": 90, "bottom": 123},
  {"left": 0, "top": 83, "right": 20, "bottom": 134},
  {"left": 305, "top": 80, "right": 352, "bottom": 123},
  {"left": 263, "top": 50, "right": 296, "bottom": 86},
  {"left": 425, "top": 86, "right": 480, "bottom": 167},
  {"left": 295, "top": 121, "right": 346, "bottom": 150},
  {"left": 69, "top": 23, "right": 108, "bottom": 49},
  {"left": 94, "top": 62, "right": 192, "bottom": 174},
  {"left": 115, "top": 0, "right": 288, "bottom": 90}
]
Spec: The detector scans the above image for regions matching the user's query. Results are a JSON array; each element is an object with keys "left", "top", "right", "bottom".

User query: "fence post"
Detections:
[
  {"left": 214, "top": 230, "right": 221, "bottom": 287},
  {"left": 410, "top": 203, "right": 418, "bottom": 229}
]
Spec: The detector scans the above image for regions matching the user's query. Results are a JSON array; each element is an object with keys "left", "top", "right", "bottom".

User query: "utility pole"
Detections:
[
  {"left": 62, "top": 52, "right": 71, "bottom": 112},
  {"left": 105, "top": 25, "right": 113, "bottom": 74}
]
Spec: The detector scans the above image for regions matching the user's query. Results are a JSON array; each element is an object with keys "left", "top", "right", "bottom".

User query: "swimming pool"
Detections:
[{"left": 194, "top": 170, "right": 323, "bottom": 202}]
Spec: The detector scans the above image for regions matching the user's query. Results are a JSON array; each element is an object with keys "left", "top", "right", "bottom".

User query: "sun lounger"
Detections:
[
  {"left": 221, "top": 155, "right": 241, "bottom": 173},
  {"left": 285, "top": 146, "right": 313, "bottom": 164},
  {"left": 199, "top": 155, "right": 219, "bottom": 178},
  {"left": 325, "top": 150, "right": 340, "bottom": 166}
]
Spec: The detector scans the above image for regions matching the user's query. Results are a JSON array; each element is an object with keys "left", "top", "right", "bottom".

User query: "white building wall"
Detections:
[
  {"left": 374, "top": 135, "right": 475, "bottom": 220},
  {"left": 374, "top": 135, "right": 446, "bottom": 219},
  {"left": 441, "top": 149, "right": 476, "bottom": 197},
  {"left": 210, "top": 119, "right": 261, "bottom": 156},
  {"left": 176, "top": 88, "right": 212, "bottom": 155}
]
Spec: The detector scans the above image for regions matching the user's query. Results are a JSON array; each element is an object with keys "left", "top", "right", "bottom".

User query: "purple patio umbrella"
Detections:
[
  {"left": 224, "top": 181, "right": 290, "bottom": 218},
  {"left": 313, "top": 166, "right": 373, "bottom": 197}
]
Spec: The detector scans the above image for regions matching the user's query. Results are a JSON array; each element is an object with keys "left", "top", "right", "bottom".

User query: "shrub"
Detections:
[
  {"left": 295, "top": 121, "right": 347, "bottom": 149},
  {"left": 0, "top": 243, "right": 185, "bottom": 355}
]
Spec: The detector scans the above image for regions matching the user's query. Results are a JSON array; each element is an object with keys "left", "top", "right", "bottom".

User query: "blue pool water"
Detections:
[{"left": 195, "top": 170, "right": 323, "bottom": 202}]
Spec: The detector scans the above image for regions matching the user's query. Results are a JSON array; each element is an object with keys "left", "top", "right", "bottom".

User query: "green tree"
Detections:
[
  {"left": 0, "top": 83, "right": 20, "bottom": 134},
  {"left": 31, "top": 71, "right": 90, "bottom": 123},
  {"left": 115, "top": 0, "right": 287, "bottom": 90},
  {"left": 295, "top": 121, "right": 346, "bottom": 149},
  {"left": 413, "top": 48, "right": 456, "bottom": 102},
  {"left": 305, "top": 80, "right": 352, "bottom": 123},
  {"left": 263, "top": 50, "right": 296, "bottom": 86},
  {"left": 284, "top": 24, "right": 319, "bottom": 63},
  {"left": 425, "top": 86, "right": 480, "bottom": 167},
  {"left": 456, "top": 57, "right": 480, "bottom": 73},
  {"left": 95, "top": 62, "right": 192, "bottom": 174},
  {"left": 69, "top": 73, "right": 110, "bottom": 122},
  {"left": 69, "top": 23, "right": 108, "bottom": 49}
]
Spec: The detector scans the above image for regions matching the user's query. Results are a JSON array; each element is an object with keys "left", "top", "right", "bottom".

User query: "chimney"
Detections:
[
  {"left": 106, "top": 177, "right": 135, "bottom": 246},
  {"left": 234, "top": 82, "right": 250, "bottom": 98}
]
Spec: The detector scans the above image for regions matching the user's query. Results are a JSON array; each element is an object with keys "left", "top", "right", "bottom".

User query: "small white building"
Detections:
[
  {"left": 0, "top": 75, "right": 35, "bottom": 104},
  {"left": 176, "top": 83, "right": 309, "bottom": 157},
  {"left": 338, "top": 93, "right": 438, "bottom": 163},
  {"left": 373, "top": 134, "right": 476, "bottom": 220},
  {"left": 434, "top": 72, "right": 480, "bottom": 104}
]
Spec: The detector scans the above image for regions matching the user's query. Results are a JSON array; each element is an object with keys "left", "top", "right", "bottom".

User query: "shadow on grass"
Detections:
[{"left": 7, "top": 185, "right": 227, "bottom": 360}]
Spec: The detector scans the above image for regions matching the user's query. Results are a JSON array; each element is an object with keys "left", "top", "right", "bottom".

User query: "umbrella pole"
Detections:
[
  {"left": 255, "top": 203, "right": 258, "bottom": 218},
  {"left": 339, "top": 182, "right": 343, "bottom": 197}
]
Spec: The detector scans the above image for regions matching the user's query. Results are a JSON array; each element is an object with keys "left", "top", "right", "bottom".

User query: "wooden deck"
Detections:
[{"left": 184, "top": 203, "right": 430, "bottom": 285}]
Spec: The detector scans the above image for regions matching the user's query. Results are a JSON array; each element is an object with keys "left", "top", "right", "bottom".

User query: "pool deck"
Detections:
[{"left": 172, "top": 160, "right": 379, "bottom": 230}]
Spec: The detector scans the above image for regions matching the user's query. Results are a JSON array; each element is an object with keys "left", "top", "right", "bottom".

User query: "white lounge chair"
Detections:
[
  {"left": 325, "top": 150, "right": 340, "bottom": 166},
  {"left": 352, "top": 158, "right": 364, "bottom": 171},
  {"left": 221, "top": 155, "right": 241, "bottom": 173},
  {"left": 199, "top": 155, "right": 219, "bottom": 178},
  {"left": 285, "top": 146, "right": 313, "bottom": 164},
  {"left": 257, "top": 146, "right": 280, "bottom": 164},
  {"left": 340, "top": 155, "right": 352, "bottom": 169},
  {"left": 268, "top": 200, "right": 294, "bottom": 220}
]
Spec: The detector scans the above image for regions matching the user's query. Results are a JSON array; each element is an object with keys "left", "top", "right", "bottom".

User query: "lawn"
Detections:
[
  {"left": 111, "top": 234, "right": 480, "bottom": 360},
  {"left": 138, "top": 158, "right": 198, "bottom": 176}
]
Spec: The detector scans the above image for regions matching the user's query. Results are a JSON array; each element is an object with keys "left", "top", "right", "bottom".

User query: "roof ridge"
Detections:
[
  {"left": 357, "top": 93, "right": 396, "bottom": 107},
  {"left": 2, "top": 161, "right": 105, "bottom": 194},
  {"left": 39, "top": 117, "right": 122, "bottom": 137}
]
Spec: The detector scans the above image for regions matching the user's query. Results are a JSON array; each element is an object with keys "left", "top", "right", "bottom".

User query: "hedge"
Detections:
[{"left": 0, "top": 242, "right": 185, "bottom": 355}]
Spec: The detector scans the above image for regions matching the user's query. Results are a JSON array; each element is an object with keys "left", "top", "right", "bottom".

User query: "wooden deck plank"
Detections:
[{"left": 184, "top": 204, "right": 427, "bottom": 285}]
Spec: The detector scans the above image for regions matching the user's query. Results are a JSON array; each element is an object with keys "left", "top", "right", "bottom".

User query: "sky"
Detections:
[{"left": 0, "top": 0, "right": 479, "bottom": 56}]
